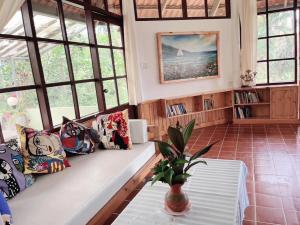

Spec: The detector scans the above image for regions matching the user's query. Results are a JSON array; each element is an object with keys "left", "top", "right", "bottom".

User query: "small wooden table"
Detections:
[{"left": 112, "top": 159, "right": 249, "bottom": 225}]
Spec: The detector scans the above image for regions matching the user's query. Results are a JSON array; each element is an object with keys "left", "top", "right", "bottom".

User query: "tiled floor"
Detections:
[{"left": 105, "top": 123, "right": 300, "bottom": 225}]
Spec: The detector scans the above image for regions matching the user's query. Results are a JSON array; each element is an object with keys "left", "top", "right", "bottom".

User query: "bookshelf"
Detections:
[
  {"left": 138, "top": 85, "right": 299, "bottom": 136},
  {"left": 233, "top": 87, "right": 270, "bottom": 120}
]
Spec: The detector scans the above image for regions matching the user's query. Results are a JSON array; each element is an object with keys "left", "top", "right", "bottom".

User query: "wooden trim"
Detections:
[
  {"left": 157, "top": 31, "right": 220, "bottom": 84},
  {"left": 87, "top": 153, "right": 162, "bottom": 225}
]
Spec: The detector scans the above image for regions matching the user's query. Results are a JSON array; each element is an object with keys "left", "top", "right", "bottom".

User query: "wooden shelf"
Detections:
[
  {"left": 203, "top": 106, "right": 233, "bottom": 112},
  {"left": 167, "top": 106, "right": 233, "bottom": 118},
  {"left": 234, "top": 102, "right": 270, "bottom": 106}
]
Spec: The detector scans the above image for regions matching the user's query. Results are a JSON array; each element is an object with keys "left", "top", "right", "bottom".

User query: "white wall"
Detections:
[{"left": 127, "top": 0, "right": 241, "bottom": 102}]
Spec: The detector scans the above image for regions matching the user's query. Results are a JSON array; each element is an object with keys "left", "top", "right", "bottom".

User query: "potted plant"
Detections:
[{"left": 152, "top": 119, "right": 216, "bottom": 214}]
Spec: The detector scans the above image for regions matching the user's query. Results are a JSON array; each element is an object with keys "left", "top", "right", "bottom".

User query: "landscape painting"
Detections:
[{"left": 157, "top": 32, "right": 220, "bottom": 83}]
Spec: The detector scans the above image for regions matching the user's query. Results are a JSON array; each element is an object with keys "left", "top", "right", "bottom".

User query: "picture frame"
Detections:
[{"left": 157, "top": 31, "right": 220, "bottom": 84}]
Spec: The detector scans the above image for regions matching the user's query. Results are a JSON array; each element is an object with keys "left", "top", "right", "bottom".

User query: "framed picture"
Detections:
[{"left": 157, "top": 32, "right": 220, "bottom": 83}]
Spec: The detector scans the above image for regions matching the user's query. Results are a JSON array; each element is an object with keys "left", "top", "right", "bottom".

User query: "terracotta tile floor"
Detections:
[{"left": 105, "top": 124, "right": 300, "bottom": 225}]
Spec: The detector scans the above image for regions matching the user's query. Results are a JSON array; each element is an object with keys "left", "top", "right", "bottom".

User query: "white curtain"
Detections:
[
  {"left": 0, "top": 0, "right": 25, "bottom": 32},
  {"left": 122, "top": 0, "right": 141, "bottom": 105},
  {"left": 239, "top": 0, "right": 257, "bottom": 74}
]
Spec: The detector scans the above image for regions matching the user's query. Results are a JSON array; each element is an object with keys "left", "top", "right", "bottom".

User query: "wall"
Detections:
[{"left": 127, "top": 0, "right": 241, "bottom": 102}]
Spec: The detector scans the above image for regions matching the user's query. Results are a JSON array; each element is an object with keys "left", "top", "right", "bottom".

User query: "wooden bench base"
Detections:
[{"left": 87, "top": 153, "right": 162, "bottom": 225}]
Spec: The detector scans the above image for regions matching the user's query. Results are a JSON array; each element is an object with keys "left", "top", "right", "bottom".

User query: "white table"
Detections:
[{"left": 112, "top": 159, "right": 249, "bottom": 225}]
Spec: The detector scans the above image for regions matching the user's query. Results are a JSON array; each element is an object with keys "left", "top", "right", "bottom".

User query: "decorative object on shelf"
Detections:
[
  {"left": 166, "top": 103, "right": 187, "bottom": 117},
  {"left": 157, "top": 32, "right": 220, "bottom": 83},
  {"left": 204, "top": 98, "right": 214, "bottom": 110},
  {"left": 240, "top": 70, "right": 257, "bottom": 87},
  {"left": 152, "top": 119, "right": 216, "bottom": 215}
]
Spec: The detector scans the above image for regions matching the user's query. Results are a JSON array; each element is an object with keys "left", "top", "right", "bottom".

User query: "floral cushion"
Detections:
[
  {"left": 92, "top": 110, "right": 132, "bottom": 150},
  {"left": 16, "top": 125, "right": 69, "bottom": 175},
  {"left": 0, "top": 139, "right": 32, "bottom": 199},
  {"left": 60, "top": 117, "right": 97, "bottom": 155}
]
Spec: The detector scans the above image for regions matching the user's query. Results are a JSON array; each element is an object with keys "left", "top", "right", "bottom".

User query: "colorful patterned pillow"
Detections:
[
  {"left": 16, "top": 125, "right": 69, "bottom": 175},
  {"left": 0, "top": 139, "right": 28, "bottom": 199},
  {"left": 60, "top": 117, "right": 97, "bottom": 155},
  {"left": 92, "top": 110, "right": 132, "bottom": 150}
]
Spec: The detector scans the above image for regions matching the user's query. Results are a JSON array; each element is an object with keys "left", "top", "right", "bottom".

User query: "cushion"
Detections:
[
  {"left": 0, "top": 139, "right": 27, "bottom": 199},
  {"left": 0, "top": 192, "right": 13, "bottom": 225},
  {"left": 9, "top": 142, "right": 156, "bottom": 225},
  {"left": 129, "top": 119, "right": 148, "bottom": 144},
  {"left": 16, "top": 125, "right": 69, "bottom": 175},
  {"left": 60, "top": 117, "right": 97, "bottom": 155},
  {"left": 93, "top": 110, "right": 132, "bottom": 150}
]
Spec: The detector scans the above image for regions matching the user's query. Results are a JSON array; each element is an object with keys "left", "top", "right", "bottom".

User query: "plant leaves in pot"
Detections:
[{"left": 151, "top": 119, "right": 217, "bottom": 215}]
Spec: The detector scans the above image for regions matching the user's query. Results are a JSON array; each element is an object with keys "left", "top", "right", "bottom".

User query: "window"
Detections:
[
  {"left": 256, "top": 0, "right": 297, "bottom": 85},
  {"left": 134, "top": 0, "right": 231, "bottom": 20},
  {"left": 0, "top": 0, "right": 130, "bottom": 142}
]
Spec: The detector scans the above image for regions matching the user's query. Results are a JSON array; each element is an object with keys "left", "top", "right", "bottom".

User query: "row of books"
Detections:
[
  {"left": 204, "top": 99, "right": 214, "bottom": 110},
  {"left": 235, "top": 92, "right": 260, "bottom": 104},
  {"left": 166, "top": 104, "right": 187, "bottom": 117},
  {"left": 235, "top": 107, "right": 252, "bottom": 119}
]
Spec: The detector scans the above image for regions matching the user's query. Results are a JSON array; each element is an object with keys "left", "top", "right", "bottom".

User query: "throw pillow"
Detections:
[
  {"left": 60, "top": 117, "right": 97, "bottom": 155},
  {"left": 0, "top": 139, "right": 28, "bottom": 199},
  {"left": 16, "top": 125, "right": 69, "bottom": 175},
  {"left": 93, "top": 110, "right": 132, "bottom": 150}
]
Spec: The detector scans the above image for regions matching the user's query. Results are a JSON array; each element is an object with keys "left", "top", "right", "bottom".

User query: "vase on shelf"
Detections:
[{"left": 165, "top": 184, "right": 190, "bottom": 214}]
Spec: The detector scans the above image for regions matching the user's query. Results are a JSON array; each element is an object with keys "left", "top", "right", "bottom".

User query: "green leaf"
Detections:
[
  {"left": 174, "top": 159, "right": 189, "bottom": 165},
  {"left": 165, "top": 168, "right": 175, "bottom": 185},
  {"left": 189, "top": 141, "right": 218, "bottom": 162},
  {"left": 151, "top": 172, "right": 165, "bottom": 185},
  {"left": 168, "top": 126, "right": 185, "bottom": 153},
  {"left": 184, "top": 160, "right": 207, "bottom": 172},
  {"left": 173, "top": 173, "right": 191, "bottom": 183},
  {"left": 183, "top": 119, "right": 195, "bottom": 145},
  {"left": 155, "top": 141, "right": 179, "bottom": 158}
]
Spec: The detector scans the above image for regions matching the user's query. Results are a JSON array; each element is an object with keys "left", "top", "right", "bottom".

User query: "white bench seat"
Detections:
[{"left": 9, "top": 142, "right": 155, "bottom": 225}]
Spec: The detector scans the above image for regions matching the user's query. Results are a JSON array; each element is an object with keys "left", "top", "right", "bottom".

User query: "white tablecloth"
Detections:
[{"left": 112, "top": 159, "right": 249, "bottom": 225}]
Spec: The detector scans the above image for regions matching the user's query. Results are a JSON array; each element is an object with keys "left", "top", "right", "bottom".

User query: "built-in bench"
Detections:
[{"left": 8, "top": 120, "right": 159, "bottom": 225}]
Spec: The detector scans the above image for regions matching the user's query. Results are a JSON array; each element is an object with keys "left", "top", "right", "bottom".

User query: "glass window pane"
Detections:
[
  {"left": 113, "top": 49, "right": 126, "bottom": 76},
  {"left": 0, "top": 90, "right": 42, "bottom": 141},
  {"left": 117, "top": 78, "right": 129, "bottom": 105},
  {"left": 103, "top": 80, "right": 118, "bottom": 109},
  {"left": 32, "top": 0, "right": 63, "bottom": 40},
  {"left": 208, "top": 0, "right": 226, "bottom": 17},
  {"left": 257, "top": 39, "right": 267, "bottom": 61},
  {"left": 0, "top": 40, "right": 34, "bottom": 89},
  {"left": 135, "top": 0, "right": 159, "bottom": 18},
  {"left": 69, "top": 46, "right": 93, "bottom": 80},
  {"left": 269, "top": 36, "right": 295, "bottom": 59},
  {"left": 63, "top": 3, "right": 89, "bottom": 43},
  {"left": 269, "top": 11, "right": 294, "bottom": 36},
  {"left": 107, "top": 0, "right": 122, "bottom": 15},
  {"left": 99, "top": 48, "right": 114, "bottom": 78},
  {"left": 269, "top": 60, "right": 295, "bottom": 83},
  {"left": 95, "top": 21, "right": 110, "bottom": 46},
  {"left": 110, "top": 24, "right": 122, "bottom": 47},
  {"left": 161, "top": 0, "right": 183, "bottom": 18},
  {"left": 268, "top": 0, "right": 294, "bottom": 11},
  {"left": 39, "top": 43, "right": 69, "bottom": 83},
  {"left": 0, "top": 10, "right": 25, "bottom": 36},
  {"left": 257, "top": 0, "right": 266, "bottom": 13},
  {"left": 91, "top": 0, "right": 106, "bottom": 9},
  {"left": 76, "top": 83, "right": 98, "bottom": 116},
  {"left": 187, "top": 0, "right": 205, "bottom": 17},
  {"left": 258, "top": 15, "right": 267, "bottom": 38},
  {"left": 47, "top": 86, "right": 75, "bottom": 126},
  {"left": 256, "top": 62, "right": 267, "bottom": 84}
]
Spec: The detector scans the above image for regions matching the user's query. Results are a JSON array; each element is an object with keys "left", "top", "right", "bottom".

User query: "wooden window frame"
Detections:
[
  {"left": 257, "top": 0, "right": 298, "bottom": 86},
  {"left": 0, "top": 0, "right": 133, "bottom": 143},
  {"left": 133, "top": 0, "right": 231, "bottom": 21}
]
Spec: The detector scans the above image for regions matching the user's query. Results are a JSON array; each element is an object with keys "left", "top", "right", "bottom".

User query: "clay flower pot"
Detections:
[{"left": 165, "top": 184, "right": 190, "bottom": 214}]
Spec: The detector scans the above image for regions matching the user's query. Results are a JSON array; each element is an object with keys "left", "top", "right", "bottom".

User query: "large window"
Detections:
[
  {"left": 256, "top": 0, "right": 297, "bottom": 85},
  {"left": 0, "top": 0, "right": 129, "bottom": 142},
  {"left": 134, "top": 0, "right": 231, "bottom": 20}
]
